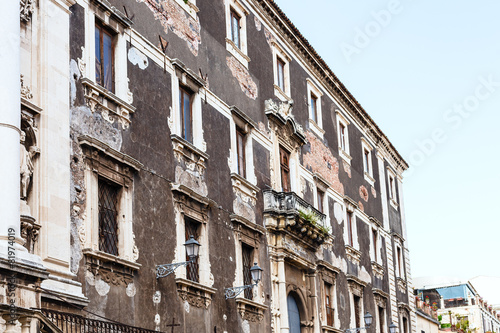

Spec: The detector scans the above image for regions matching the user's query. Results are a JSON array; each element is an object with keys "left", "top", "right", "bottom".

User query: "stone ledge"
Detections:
[
  {"left": 176, "top": 278, "right": 217, "bottom": 309},
  {"left": 235, "top": 297, "right": 267, "bottom": 322}
]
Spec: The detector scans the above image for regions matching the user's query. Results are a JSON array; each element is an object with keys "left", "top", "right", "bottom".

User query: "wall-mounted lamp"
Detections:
[
  {"left": 345, "top": 312, "right": 372, "bottom": 333},
  {"left": 389, "top": 322, "right": 398, "bottom": 333},
  {"left": 156, "top": 235, "right": 201, "bottom": 279},
  {"left": 224, "top": 263, "right": 263, "bottom": 299}
]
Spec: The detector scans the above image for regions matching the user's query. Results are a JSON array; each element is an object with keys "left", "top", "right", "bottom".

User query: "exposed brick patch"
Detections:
[
  {"left": 358, "top": 201, "right": 364, "bottom": 212},
  {"left": 359, "top": 185, "right": 369, "bottom": 202},
  {"left": 343, "top": 160, "right": 351, "bottom": 178},
  {"left": 254, "top": 16, "right": 262, "bottom": 31},
  {"left": 371, "top": 186, "right": 377, "bottom": 198},
  {"left": 226, "top": 56, "right": 258, "bottom": 100},
  {"left": 138, "top": 0, "right": 201, "bottom": 56},
  {"left": 303, "top": 131, "right": 344, "bottom": 195}
]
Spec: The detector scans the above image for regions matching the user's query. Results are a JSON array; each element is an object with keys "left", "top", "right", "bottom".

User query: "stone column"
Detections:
[
  {"left": 0, "top": 0, "right": 22, "bottom": 250},
  {"left": 278, "top": 257, "right": 289, "bottom": 333}
]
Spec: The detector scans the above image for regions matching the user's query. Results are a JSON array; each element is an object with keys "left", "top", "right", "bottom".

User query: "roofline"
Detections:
[{"left": 255, "top": 0, "right": 409, "bottom": 171}]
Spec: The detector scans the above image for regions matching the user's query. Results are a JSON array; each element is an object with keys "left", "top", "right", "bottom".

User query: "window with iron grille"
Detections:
[
  {"left": 98, "top": 178, "right": 120, "bottom": 256},
  {"left": 185, "top": 217, "right": 200, "bottom": 282},
  {"left": 242, "top": 243, "right": 254, "bottom": 300}
]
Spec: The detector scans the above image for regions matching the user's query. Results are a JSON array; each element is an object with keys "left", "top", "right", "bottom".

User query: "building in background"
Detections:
[
  {"left": 415, "top": 295, "right": 439, "bottom": 333},
  {"left": 415, "top": 278, "right": 500, "bottom": 333},
  {"left": 0, "top": 0, "right": 414, "bottom": 332}
]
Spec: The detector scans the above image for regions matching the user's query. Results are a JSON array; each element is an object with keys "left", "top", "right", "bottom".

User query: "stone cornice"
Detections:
[{"left": 252, "top": 0, "right": 408, "bottom": 171}]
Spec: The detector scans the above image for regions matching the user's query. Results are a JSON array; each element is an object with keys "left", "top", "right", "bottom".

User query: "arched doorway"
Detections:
[{"left": 287, "top": 293, "right": 301, "bottom": 333}]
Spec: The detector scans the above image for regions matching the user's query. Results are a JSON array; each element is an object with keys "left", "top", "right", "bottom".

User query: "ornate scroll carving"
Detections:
[{"left": 20, "top": 0, "right": 34, "bottom": 22}]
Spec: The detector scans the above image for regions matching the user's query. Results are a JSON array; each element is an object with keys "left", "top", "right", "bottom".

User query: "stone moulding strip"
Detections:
[{"left": 78, "top": 135, "right": 143, "bottom": 172}]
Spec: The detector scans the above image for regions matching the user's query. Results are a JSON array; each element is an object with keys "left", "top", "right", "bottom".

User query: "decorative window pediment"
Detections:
[{"left": 265, "top": 99, "right": 307, "bottom": 147}]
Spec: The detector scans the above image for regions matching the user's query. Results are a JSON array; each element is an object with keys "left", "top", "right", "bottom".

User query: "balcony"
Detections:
[
  {"left": 41, "top": 309, "right": 162, "bottom": 333},
  {"left": 263, "top": 189, "right": 329, "bottom": 247}
]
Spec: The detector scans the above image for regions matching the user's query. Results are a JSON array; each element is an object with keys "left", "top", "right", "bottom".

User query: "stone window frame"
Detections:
[
  {"left": 230, "top": 215, "right": 267, "bottom": 322},
  {"left": 229, "top": 106, "right": 257, "bottom": 184},
  {"left": 272, "top": 42, "right": 292, "bottom": 102},
  {"left": 313, "top": 173, "right": 331, "bottom": 229},
  {"left": 344, "top": 196, "right": 361, "bottom": 264},
  {"left": 386, "top": 167, "right": 399, "bottom": 209},
  {"left": 170, "top": 58, "right": 207, "bottom": 153},
  {"left": 361, "top": 137, "right": 375, "bottom": 186},
  {"left": 347, "top": 276, "right": 367, "bottom": 331},
  {"left": 307, "top": 78, "right": 325, "bottom": 138},
  {"left": 171, "top": 184, "right": 216, "bottom": 309},
  {"left": 79, "top": 136, "right": 142, "bottom": 278},
  {"left": 224, "top": 0, "right": 250, "bottom": 68},
  {"left": 336, "top": 110, "right": 352, "bottom": 165},
  {"left": 80, "top": 0, "right": 134, "bottom": 130},
  {"left": 318, "top": 261, "right": 340, "bottom": 332},
  {"left": 369, "top": 217, "right": 385, "bottom": 278},
  {"left": 173, "top": 0, "right": 199, "bottom": 20},
  {"left": 374, "top": 290, "right": 389, "bottom": 333}
]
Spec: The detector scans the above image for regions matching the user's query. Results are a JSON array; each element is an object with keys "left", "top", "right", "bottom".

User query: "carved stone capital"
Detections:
[{"left": 20, "top": 0, "right": 34, "bottom": 22}]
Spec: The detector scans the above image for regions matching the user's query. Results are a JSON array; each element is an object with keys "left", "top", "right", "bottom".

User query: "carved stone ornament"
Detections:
[
  {"left": 236, "top": 298, "right": 267, "bottom": 322},
  {"left": 264, "top": 99, "right": 306, "bottom": 146},
  {"left": 20, "top": 0, "right": 34, "bottom": 22},
  {"left": 21, "top": 215, "right": 40, "bottom": 254},
  {"left": 77, "top": 47, "right": 86, "bottom": 75},
  {"left": 21, "top": 75, "right": 33, "bottom": 100},
  {"left": 176, "top": 278, "right": 216, "bottom": 309}
]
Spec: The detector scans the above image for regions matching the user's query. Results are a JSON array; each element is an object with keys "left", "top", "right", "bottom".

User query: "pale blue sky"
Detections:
[{"left": 274, "top": 0, "right": 500, "bottom": 280}]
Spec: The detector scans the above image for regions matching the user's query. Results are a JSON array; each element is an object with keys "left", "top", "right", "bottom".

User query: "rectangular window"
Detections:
[
  {"left": 378, "top": 307, "right": 385, "bottom": 333},
  {"left": 279, "top": 146, "right": 290, "bottom": 192},
  {"left": 317, "top": 189, "right": 324, "bottom": 213},
  {"left": 230, "top": 9, "right": 241, "bottom": 49},
  {"left": 277, "top": 57, "right": 285, "bottom": 92},
  {"left": 185, "top": 217, "right": 200, "bottom": 282},
  {"left": 397, "top": 246, "right": 402, "bottom": 278},
  {"left": 372, "top": 229, "right": 378, "bottom": 262},
  {"left": 347, "top": 211, "right": 353, "bottom": 247},
  {"left": 340, "top": 123, "right": 347, "bottom": 151},
  {"left": 364, "top": 149, "right": 371, "bottom": 174},
  {"left": 354, "top": 295, "right": 361, "bottom": 329},
  {"left": 98, "top": 179, "right": 120, "bottom": 256},
  {"left": 242, "top": 243, "right": 254, "bottom": 300},
  {"left": 310, "top": 93, "right": 318, "bottom": 124},
  {"left": 403, "top": 317, "right": 408, "bottom": 333},
  {"left": 179, "top": 86, "right": 193, "bottom": 143},
  {"left": 325, "top": 282, "right": 334, "bottom": 326},
  {"left": 95, "top": 22, "right": 114, "bottom": 92},
  {"left": 236, "top": 128, "right": 246, "bottom": 178}
]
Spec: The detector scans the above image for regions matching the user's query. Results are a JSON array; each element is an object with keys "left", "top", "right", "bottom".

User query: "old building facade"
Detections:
[{"left": 0, "top": 0, "right": 414, "bottom": 332}]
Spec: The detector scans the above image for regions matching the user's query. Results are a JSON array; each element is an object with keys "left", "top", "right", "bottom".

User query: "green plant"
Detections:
[
  {"left": 298, "top": 208, "right": 330, "bottom": 235},
  {"left": 441, "top": 324, "right": 451, "bottom": 328},
  {"left": 438, "top": 315, "right": 443, "bottom": 322}
]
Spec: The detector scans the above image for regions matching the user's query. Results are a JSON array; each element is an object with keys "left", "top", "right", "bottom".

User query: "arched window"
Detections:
[{"left": 287, "top": 293, "right": 301, "bottom": 333}]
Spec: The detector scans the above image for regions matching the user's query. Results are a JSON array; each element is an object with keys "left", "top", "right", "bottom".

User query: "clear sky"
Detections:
[{"left": 273, "top": 0, "right": 500, "bottom": 280}]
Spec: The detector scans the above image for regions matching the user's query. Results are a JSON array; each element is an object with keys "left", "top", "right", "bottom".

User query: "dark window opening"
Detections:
[
  {"left": 354, "top": 295, "right": 361, "bottom": 329},
  {"left": 372, "top": 229, "right": 378, "bottom": 262},
  {"left": 95, "top": 22, "right": 114, "bottom": 92},
  {"left": 340, "top": 123, "right": 347, "bottom": 151},
  {"left": 277, "top": 57, "right": 285, "bottom": 91},
  {"left": 242, "top": 243, "right": 254, "bottom": 300},
  {"left": 98, "top": 178, "right": 120, "bottom": 256},
  {"left": 311, "top": 93, "right": 318, "bottom": 123},
  {"left": 230, "top": 9, "right": 241, "bottom": 49},
  {"left": 317, "top": 189, "right": 324, "bottom": 213},
  {"left": 179, "top": 86, "right": 193, "bottom": 143},
  {"left": 364, "top": 149, "right": 370, "bottom": 174},
  {"left": 379, "top": 306, "right": 385, "bottom": 333},
  {"left": 279, "top": 146, "right": 290, "bottom": 192},
  {"left": 347, "top": 212, "right": 354, "bottom": 247},
  {"left": 236, "top": 128, "right": 246, "bottom": 178},
  {"left": 325, "top": 282, "right": 334, "bottom": 326},
  {"left": 185, "top": 217, "right": 201, "bottom": 282}
]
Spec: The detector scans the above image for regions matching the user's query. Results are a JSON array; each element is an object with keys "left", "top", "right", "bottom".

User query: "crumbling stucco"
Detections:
[
  {"left": 333, "top": 202, "right": 343, "bottom": 224},
  {"left": 371, "top": 186, "right": 377, "bottom": 198},
  {"left": 128, "top": 47, "right": 149, "bottom": 69},
  {"left": 303, "top": 131, "right": 344, "bottom": 195},
  {"left": 175, "top": 165, "right": 208, "bottom": 196},
  {"left": 359, "top": 185, "right": 368, "bottom": 202},
  {"left": 254, "top": 17, "right": 262, "bottom": 31},
  {"left": 226, "top": 56, "right": 258, "bottom": 100},
  {"left": 138, "top": 0, "right": 201, "bottom": 56},
  {"left": 358, "top": 201, "right": 364, "bottom": 212},
  {"left": 342, "top": 160, "right": 351, "bottom": 178},
  {"left": 233, "top": 195, "right": 256, "bottom": 222},
  {"left": 264, "top": 27, "right": 276, "bottom": 48},
  {"left": 358, "top": 266, "right": 372, "bottom": 285}
]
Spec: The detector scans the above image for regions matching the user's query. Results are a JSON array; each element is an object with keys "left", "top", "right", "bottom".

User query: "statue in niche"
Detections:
[{"left": 20, "top": 130, "right": 39, "bottom": 200}]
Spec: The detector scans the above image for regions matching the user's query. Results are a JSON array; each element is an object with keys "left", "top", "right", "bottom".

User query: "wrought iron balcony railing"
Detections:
[
  {"left": 263, "top": 189, "right": 330, "bottom": 245},
  {"left": 41, "top": 309, "right": 163, "bottom": 333}
]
